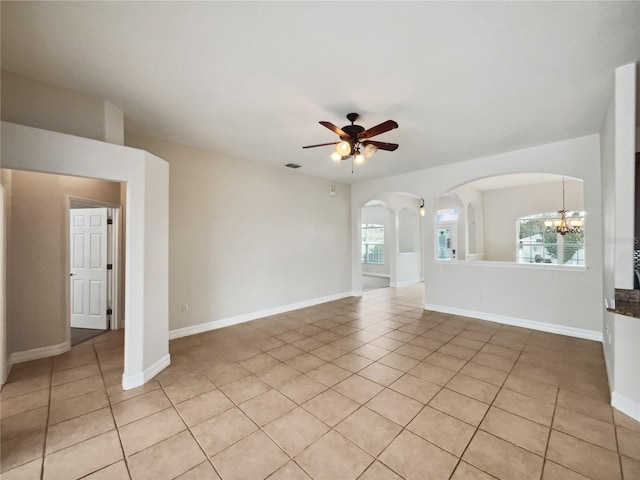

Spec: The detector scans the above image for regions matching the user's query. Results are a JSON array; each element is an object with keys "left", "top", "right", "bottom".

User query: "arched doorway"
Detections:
[
  {"left": 354, "top": 192, "right": 424, "bottom": 295},
  {"left": 361, "top": 200, "right": 394, "bottom": 292}
]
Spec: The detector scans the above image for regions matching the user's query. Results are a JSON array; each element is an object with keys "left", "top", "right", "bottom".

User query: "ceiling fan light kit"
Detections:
[
  {"left": 302, "top": 113, "right": 399, "bottom": 171},
  {"left": 364, "top": 143, "right": 378, "bottom": 159},
  {"left": 336, "top": 141, "right": 351, "bottom": 156}
]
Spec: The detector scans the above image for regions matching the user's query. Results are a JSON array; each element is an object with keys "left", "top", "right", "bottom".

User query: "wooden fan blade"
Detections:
[
  {"left": 359, "top": 120, "right": 398, "bottom": 139},
  {"left": 363, "top": 140, "right": 399, "bottom": 151},
  {"left": 302, "top": 141, "right": 339, "bottom": 149},
  {"left": 319, "top": 121, "right": 349, "bottom": 138}
]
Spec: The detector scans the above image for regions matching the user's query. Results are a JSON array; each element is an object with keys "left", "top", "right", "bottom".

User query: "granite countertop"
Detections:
[
  {"left": 608, "top": 301, "right": 640, "bottom": 319},
  {"left": 608, "top": 288, "right": 640, "bottom": 319}
]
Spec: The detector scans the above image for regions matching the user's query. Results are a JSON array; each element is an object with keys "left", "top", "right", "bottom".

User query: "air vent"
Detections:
[{"left": 285, "top": 163, "right": 301, "bottom": 169}]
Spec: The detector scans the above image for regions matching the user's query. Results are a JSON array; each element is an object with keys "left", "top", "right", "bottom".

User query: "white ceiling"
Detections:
[{"left": 2, "top": 2, "right": 639, "bottom": 184}]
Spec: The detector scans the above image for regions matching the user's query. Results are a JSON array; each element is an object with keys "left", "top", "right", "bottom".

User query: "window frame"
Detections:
[
  {"left": 361, "top": 223, "right": 385, "bottom": 264},
  {"left": 516, "top": 212, "right": 586, "bottom": 266}
]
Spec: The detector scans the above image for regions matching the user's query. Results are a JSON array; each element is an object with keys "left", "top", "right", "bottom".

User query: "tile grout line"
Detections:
[
  {"left": 540, "top": 381, "right": 560, "bottom": 480},
  {"left": 443, "top": 324, "right": 529, "bottom": 480},
  {"left": 436, "top": 325, "right": 501, "bottom": 478},
  {"left": 169, "top": 382, "right": 229, "bottom": 479},
  {"left": 469, "top": 328, "right": 618, "bottom": 480},
  {"left": 94, "top": 338, "right": 134, "bottom": 480},
  {"left": 39, "top": 359, "right": 55, "bottom": 480},
  {"left": 553, "top": 344, "right": 620, "bottom": 478},
  {"left": 215, "top": 321, "right": 425, "bottom": 479},
  {"left": 328, "top": 314, "right": 502, "bottom": 479},
  {"left": 365, "top": 395, "right": 436, "bottom": 480},
  {"left": 613, "top": 416, "right": 624, "bottom": 479},
  {"left": 8, "top": 288, "right": 630, "bottom": 480},
  {"left": 168, "top": 378, "right": 261, "bottom": 479}
]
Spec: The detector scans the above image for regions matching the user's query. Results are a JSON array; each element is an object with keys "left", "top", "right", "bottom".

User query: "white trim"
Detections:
[
  {"left": 432, "top": 260, "right": 588, "bottom": 273},
  {"left": 110, "top": 207, "right": 121, "bottom": 330},
  {"left": 170, "top": 291, "right": 354, "bottom": 340},
  {"left": 362, "top": 272, "right": 391, "bottom": 278},
  {"left": 67, "top": 199, "right": 122, "bottom": 333},
  {"left": 603, "top": 339, "right": 614, "bottom": 394},
  {"left": 3, "top": 360, "right": 12, "bottom": 386},
  {"left": 9, "top": 340, "right": 70, "bottom": 365},
  {"left": 390, "top": 278, "right": 421, "bottom": 288},
  {"left": 0, "top": 181, "right": 6, "bottom": 387},
  {"left": 122, "top": 353, "right": 171, "bottom": 390},
  {"left": 425, "top": 303, "right": 602, "bottom": 342},
  {"left": 612, "top": 391, "right": 640, "bottom": 422}
]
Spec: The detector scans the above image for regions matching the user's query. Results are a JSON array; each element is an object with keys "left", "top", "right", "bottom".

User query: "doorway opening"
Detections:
[
  {"left": 2, "top": 167, "right": 126, "bottom": 380},
  {"left": 357, "top": 193, "right": 424, "bottom": 295},
  {"left": 361, "top": 201, "right": 393, "bottom": 293},
  {"left": 69, "top": 198, "right": 122, "bottom": 346}
]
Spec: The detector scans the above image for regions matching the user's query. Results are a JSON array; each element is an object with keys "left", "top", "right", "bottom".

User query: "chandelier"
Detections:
[{"left": 544, "top": 179, "right": 583, "bottom": 236}]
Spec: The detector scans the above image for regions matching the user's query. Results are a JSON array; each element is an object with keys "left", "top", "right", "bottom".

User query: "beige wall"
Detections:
[
  {"left": 1, "top": 70, "right": 124, "bottom": 144},
  {"left": 4, "top": 169, "right": 122, "bottom": 354},
  {"left": 125, "top": 132, "right": 352, "bottom": 334},
  {"left": 353, "top": 135, "right": 603, "bottom": 335},
  {"left": 3, "top": 122, "right": 170, "bottom": 389}
]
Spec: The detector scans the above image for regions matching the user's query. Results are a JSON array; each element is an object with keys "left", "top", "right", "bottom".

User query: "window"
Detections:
[
  {"left": 517, "top": 213, "right": 585, "bottom": 265},
  {"left": 436, "top": 208, "right": 458, "bottom": 222},
  {"left": 436, "top": 227, "right": 454, "bottom": 260},
  {"left": 435, "top": 209, "right": 457, "bottom": 260},
  {"left": 362, "top": 224, "right": 384, "bottom": 264}
]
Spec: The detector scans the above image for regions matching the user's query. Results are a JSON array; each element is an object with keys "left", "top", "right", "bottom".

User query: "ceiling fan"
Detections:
[{"left": 302, "top": 113, "right": 399, "bottom": 166}]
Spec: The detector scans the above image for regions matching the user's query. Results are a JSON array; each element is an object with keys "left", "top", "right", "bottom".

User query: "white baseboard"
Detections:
[
  {"left": 113, "top": 317, "right": 125, "bottom": 330},
  {"left": 362, "top": 273, "right": 391, "bottom": 278},
  {"left": 9, "top": 340, "right": 70, "bottom": 365},
  {"left": 612, "top": 391, "right": 640, "bottom": 422},
  {"left": 425, "top": 303, "right": 603, "bottom": 342},
  {"left": 122, "top": 353, "right": 171, "bottom": 390},
  {"left": 169, "top": 291, "right": 355, "bottom": 340},
  {"left": 2, "top": 357, "right": 12, "bottom": 387},
  {"left": 390, "top": 278, "right": 421, "bottom": 288}
]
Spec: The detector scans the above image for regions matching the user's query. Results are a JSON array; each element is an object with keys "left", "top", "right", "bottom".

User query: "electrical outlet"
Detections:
[{"left": 182, "top": 303, "right": 189, "bottom": 312}]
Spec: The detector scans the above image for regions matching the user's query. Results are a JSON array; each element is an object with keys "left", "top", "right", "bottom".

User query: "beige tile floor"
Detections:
[{"left": 1, "top": 284, "right": 639, "bottom": 480}]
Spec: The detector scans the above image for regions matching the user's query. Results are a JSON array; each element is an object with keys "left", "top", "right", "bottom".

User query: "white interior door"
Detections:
[{"left": 70, "top": 208, "right": 108, "bottom": 329}]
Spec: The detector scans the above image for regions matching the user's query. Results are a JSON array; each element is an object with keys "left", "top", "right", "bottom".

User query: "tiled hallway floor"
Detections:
[{"left": 2, "top": 284, "right": 639, "bottom": 480}]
